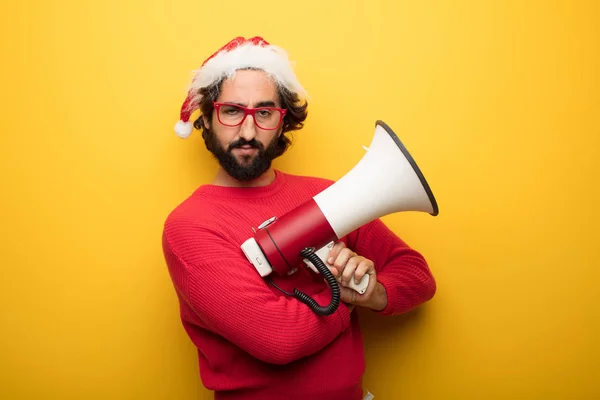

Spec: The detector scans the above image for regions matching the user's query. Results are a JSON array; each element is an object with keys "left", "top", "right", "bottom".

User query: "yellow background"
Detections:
[{"left": 1, "top": 0, "right": 598, "bottom": 399}]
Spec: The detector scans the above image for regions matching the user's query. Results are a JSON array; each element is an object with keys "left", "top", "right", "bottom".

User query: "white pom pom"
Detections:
[{"left": 174, "top": 120, "right": 193, "bottom": 139}]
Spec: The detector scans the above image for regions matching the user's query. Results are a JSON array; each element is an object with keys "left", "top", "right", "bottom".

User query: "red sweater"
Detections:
[{"left": 162, "top": 170, "right": 436, "bottom": 400}]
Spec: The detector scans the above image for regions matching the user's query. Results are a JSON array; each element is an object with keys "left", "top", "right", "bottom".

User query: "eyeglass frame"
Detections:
[{"left": 212, "top": 101, "right": 287, "bottom": 130}]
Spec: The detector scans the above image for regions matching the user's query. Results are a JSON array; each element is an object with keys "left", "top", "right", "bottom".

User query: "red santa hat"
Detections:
[{"left": 174, "top": 36, "right": 307, "bottom": 138}]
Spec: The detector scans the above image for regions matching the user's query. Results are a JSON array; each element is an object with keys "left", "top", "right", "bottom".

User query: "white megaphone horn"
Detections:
[{"left": 241, "top": 120, "right": 438, "bottom": 316}]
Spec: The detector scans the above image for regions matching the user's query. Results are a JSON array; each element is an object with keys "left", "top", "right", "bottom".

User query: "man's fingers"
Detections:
[
  {"left": 354, "top": 260, "right": 374, "bottom": 284},
  {"left": 328, "top": 265, "right": 339, "bottom": 278},
  {"left": 327, "top": 241, "right": 346, "bottom": 265},
  {"left": 333, "top": 248, "right": 355, "bottom": 269},
  {"left": 340, "top": 255, "right": 360, "bottom": 285}
]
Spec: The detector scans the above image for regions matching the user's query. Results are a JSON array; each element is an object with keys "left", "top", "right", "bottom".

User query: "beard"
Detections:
[{"left": 204, "top": 128, "right": 281, "bottom": 182}]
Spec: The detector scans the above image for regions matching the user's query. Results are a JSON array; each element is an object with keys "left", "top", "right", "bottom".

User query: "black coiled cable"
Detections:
[{"left": 292, "top": 247, "right": 341, "bottom": 316}]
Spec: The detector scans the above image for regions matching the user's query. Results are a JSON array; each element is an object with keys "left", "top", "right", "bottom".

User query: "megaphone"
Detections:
[{"left": 241, "top": 120, "right": 438, "bottom": 316}]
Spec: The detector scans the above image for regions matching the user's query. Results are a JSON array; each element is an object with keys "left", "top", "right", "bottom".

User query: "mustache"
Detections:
[{"left": 228, "top": 139, "right": 264, "bottom": 151}]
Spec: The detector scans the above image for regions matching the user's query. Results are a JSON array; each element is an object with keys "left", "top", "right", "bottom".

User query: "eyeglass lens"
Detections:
[{"left": 218, "top": 104, "right": 282, "bottom": 129}]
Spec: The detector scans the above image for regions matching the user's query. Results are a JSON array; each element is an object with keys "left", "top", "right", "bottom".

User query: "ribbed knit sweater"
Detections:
[{"left": 162, "top": 170, "right": 436, "bottom": 400}]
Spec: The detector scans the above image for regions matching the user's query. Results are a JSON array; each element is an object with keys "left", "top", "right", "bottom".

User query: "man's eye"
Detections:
[{"left": 223, "top": 107, "right": 241, "bottom": 114}]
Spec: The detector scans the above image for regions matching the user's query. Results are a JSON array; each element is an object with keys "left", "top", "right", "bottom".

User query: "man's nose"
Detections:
[{"left": 238, "top": 114, "right": 257, "bottom": 141}]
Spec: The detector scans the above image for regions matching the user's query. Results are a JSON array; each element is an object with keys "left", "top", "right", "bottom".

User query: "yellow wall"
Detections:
[{"left": 1, "top": 1, "right": 598, "bottom": 398}]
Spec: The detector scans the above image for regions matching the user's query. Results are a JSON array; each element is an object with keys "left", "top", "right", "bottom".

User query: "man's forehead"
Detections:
[{"left": 218, "top": 70, "right": 280, "bottom": 106}]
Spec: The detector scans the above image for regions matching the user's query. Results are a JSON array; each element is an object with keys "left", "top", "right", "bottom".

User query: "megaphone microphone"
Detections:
[{"left": 241, "top": 120, "right": 438, "bottom": 316}]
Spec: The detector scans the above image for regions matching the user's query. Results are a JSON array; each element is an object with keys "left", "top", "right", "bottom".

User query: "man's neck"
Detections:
[{"left": 211, "top": 168, "right": 276, "bottom": 188}]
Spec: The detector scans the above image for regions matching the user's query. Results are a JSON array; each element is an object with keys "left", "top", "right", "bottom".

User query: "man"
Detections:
[{"left": 162, "top": 36, "right": 436, "bottom": 400}]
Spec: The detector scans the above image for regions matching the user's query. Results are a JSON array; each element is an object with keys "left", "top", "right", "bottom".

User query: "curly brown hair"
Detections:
[{"left": 192, "top": 71, "right": 308, "bottom": 157}]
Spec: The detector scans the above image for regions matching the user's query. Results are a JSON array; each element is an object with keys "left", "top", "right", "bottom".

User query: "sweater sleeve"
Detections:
[
  {"left": 346, "top": 218, "right": 437, "bottom": 315},
  {"left": 162, "top": 222, "right": 352, "bottom": 365}
]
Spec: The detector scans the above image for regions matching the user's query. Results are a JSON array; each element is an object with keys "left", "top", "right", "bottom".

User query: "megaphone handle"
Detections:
[
  {"left": 346, "top": 274, "right": 369, "bottom": 295},
  {"left": 303, "top": 242, "right": 369, "bottom": 295}
]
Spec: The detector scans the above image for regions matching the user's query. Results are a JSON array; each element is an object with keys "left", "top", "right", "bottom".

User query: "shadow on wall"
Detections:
[{"left": 357, "top": 305, "right": 427, "bottom": 344}]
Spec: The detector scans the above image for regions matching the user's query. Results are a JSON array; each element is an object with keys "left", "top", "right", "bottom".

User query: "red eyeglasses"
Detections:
[{"left": 213, "top": 102, "right": 287, "bottom": 130}]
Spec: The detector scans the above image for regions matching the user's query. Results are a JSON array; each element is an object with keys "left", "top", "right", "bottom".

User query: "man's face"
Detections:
[{"left": 203, "top": 69, "right": 283, "bottom": 182}]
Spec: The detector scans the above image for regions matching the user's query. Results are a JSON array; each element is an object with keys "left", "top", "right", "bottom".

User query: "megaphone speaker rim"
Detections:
[{"left": 375, "top": 120, "right": 439, "bottom": 216}]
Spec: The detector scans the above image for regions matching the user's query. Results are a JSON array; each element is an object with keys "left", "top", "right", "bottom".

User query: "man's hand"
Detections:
[{"left": 326, "top": 241, "right": 388, "bottom": 311}]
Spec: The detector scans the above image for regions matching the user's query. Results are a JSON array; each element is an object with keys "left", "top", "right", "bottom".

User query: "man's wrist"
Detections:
[{"left": 369, "top": 282, "right": 388, "bottom": 311}]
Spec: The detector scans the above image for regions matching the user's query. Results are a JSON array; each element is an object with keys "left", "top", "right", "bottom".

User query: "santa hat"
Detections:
[{"left": 174, "top": 36, "right": 307, "bottom": 138}]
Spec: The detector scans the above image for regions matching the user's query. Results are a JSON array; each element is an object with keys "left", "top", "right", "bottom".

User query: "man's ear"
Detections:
[{"left": 202, "top": 114, "right": 211, "bottom": 130}]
